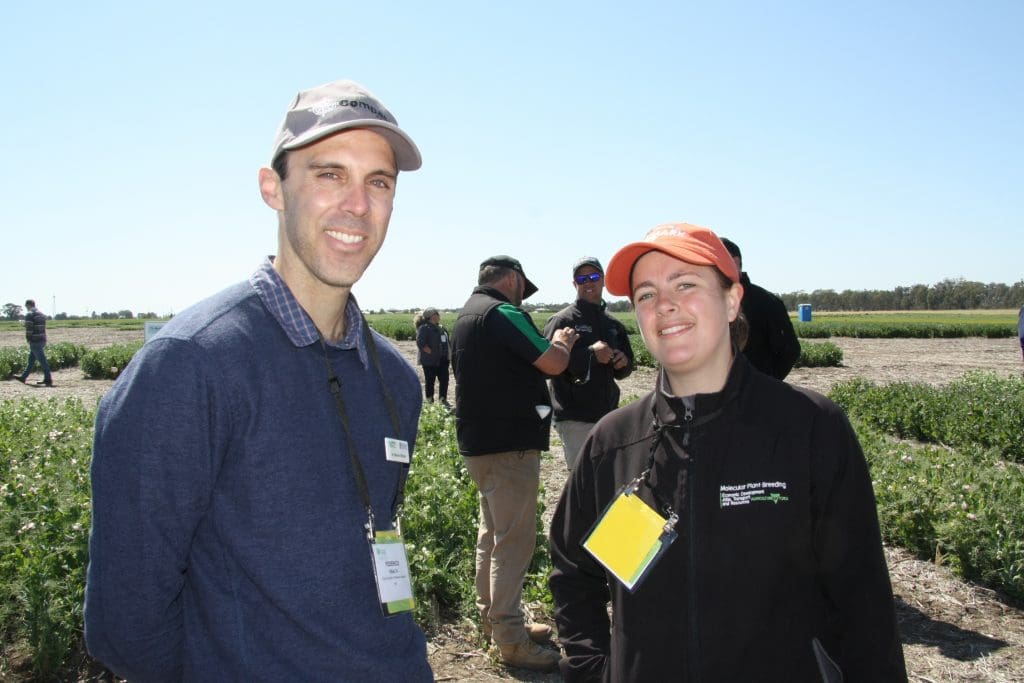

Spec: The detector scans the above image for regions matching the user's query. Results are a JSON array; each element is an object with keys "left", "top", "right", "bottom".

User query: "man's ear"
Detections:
[{"left": 258, "top": 167, "right": 284, "bottom": 211}]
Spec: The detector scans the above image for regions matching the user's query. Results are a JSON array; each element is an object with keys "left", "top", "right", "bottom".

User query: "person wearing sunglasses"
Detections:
[
  {"left": 549, "top": 224, "right": 906, "bottom": 682},
  {"left": 543, "top": 257, "right": 634, "bottom": 470}
]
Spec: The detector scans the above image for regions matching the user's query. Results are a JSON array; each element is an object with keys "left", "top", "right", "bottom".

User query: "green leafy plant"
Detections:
[
  {"left": 852, "top": 419, "right": 1024, "bottom": 602},
  {"left": 0, "top": 343, "right": 87, "bottom": 379},
  {"left": 0, "top": 398, "right": 95, "bottom": 678},
  {"left": 79, "top": 341, "right": 143, "bottom": 380},
  {"left": 831, "top": 372, "right": 1024, "bottom": 463},
  {"left": 794, "top": 340, "right": 843, "bottom": 368}
]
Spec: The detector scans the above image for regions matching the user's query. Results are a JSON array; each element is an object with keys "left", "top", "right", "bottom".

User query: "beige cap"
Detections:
[{"left": 271, "top": 80, "right": 421, "bottom": 171}]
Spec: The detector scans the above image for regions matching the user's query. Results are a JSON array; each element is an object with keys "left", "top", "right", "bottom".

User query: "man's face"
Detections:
[
  {"left": 573, "top": 265, "right": 604, "bottom": 305},
  {"left": 259, "top": 128, "right": 397, "bottom": 301}
]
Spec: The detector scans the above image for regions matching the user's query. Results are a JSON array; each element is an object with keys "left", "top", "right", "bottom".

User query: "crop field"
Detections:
[{"left": 1, "top": 321, "right": 1023, "bottom": 681}]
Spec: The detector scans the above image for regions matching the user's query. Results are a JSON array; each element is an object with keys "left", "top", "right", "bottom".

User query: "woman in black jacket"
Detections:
[
  {"left": 414, "top": 307, "right": 450, "bottom": 405},
  {"left": 548, "top": 223, "right": 907, "bottom": 682}
]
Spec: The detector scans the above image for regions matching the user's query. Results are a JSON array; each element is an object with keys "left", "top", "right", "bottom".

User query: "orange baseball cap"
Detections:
[{"left": 605, "top": 222, "right": 740, "bottom": 297}]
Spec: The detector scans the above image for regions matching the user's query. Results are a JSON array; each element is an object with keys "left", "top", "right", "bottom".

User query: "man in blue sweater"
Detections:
[{"left": 85, "top": 80, "right": 433, "bottom": 681}]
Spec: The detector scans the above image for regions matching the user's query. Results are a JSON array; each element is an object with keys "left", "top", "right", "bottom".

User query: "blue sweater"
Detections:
[{"left": 85, "top": 280, "right": 432, "bottom": 682}]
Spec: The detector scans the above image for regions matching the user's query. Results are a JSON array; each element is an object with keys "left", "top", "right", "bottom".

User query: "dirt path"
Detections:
[{"left": 4, "top": 330, "right": 1023, "bottom": 681}]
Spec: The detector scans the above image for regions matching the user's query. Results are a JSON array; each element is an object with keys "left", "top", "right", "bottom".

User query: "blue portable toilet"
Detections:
[{"left": 797, "top": 304, "right": 812, "bottom": 322}]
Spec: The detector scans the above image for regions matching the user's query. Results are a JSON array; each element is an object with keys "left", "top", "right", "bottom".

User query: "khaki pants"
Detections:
[
  {"left": 553, "top": 420, "right": 595, "bottom": 471},
  {"left": 463, "top": 450, "right": 540, "bottom": 645}
]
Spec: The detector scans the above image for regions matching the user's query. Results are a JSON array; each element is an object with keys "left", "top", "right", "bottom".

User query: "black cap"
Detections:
[
  {"left": 480, "top": 255, "right": 538, "bottom": 299},
  {"left": 572, "top": 256, "right": 604, "bottom": 275},
  {"left": 720, "top": 238, "right": 741, "bottom": 259}
]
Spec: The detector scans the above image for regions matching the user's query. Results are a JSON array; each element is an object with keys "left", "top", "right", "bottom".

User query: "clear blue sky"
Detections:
[{"left": 3, "top": 1, "right": 1021, "bottom": 316}]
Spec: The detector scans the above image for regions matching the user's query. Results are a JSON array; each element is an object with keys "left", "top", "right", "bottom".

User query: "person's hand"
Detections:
[
  {"left": 590, "top": 340, "right": 614, "bottom": 364},
  {"left": 423, "top": 345, "right": 432, "bottom": 355},
  {"left": 552, "top": 327, "right": 579, "bottom": 349},
  {"left": 610, "top": 349, "right": 629, "bottom": 370}
]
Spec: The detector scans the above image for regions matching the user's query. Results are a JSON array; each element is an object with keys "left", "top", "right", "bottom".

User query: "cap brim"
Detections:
[
  {"left": 282, "top": 120, "right": 422, "bottom": 171},
  {"left": 523, "top": 277, "right": 538, "bottom": 300},
  {"left": 605, "top": 242, "right": 722, "bottom": 297}
]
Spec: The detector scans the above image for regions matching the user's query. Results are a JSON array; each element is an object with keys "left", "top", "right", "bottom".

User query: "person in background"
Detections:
[
  {"left": 451, "top": 255, "right": 579, "bottom": 671},
  {"left": 544, "top": 257, "right": 633, "bottom": 470},
  {"left": 720, "top": 237, "right": 801, "bottom": 379},
  {"left": 85, "top": 80, "right": 433, "bottom": 682},
  {"left": 415, "top": 307, "right": 451, "bottom": 405},
  {"left": 550, "top": 223, "right": 907, "bottom": 682},
  {"left": 15, "top": 299, "right": 53, "bottom": 387},
  {"left": 1018, "top": 304, "right": 1023, "bottom": 361}
]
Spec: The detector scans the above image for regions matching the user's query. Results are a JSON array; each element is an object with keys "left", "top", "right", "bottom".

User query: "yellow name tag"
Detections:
[{"left": 583, "top": 490, "right": 677, "bottom": 592}]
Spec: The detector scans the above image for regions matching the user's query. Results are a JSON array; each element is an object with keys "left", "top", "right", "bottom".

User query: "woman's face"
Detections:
[
  {"left": 430, "top": 313, "right": 440, "bottom": 325},
  {"left": 631, "top": 250, "right": 742, "bottom": 394}
]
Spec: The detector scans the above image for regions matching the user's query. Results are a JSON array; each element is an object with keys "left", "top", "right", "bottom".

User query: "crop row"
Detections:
[
  {"left": 830, "top": 373, "right": 1024, "bottom": 463},
  {"left": 0, "top": 342, "right": 142, "bottom": 381}
]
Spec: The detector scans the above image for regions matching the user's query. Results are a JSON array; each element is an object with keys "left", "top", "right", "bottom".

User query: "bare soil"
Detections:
[{"left": 5, "top": 330, "right": 1023, "bottom": 681}]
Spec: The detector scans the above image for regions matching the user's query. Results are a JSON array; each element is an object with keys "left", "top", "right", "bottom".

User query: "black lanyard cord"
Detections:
[{"left": 319, "top": 314, "right": 408, "bottom": 539}]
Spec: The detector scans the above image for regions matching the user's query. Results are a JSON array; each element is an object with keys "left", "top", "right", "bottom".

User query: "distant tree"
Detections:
[
  {"left": 55, "top": 312, "right": 68, "bottom": 320},
  {"left": 2, "top": 303, "right": 22, "bottom": 320},
  {"left": 117, "top": 309, "right": 134, "bottom": 319}
]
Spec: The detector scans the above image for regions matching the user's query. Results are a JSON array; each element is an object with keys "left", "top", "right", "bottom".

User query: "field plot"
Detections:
[{"left": 2, "top": 327, "right": 1023, "bottom": 681}]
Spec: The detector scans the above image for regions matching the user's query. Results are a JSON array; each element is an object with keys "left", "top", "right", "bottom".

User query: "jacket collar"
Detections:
[
  {"left": 472, "top": 285, "right": 511, "bottom": 304},
  {"left": 651, "top": 350, "right": 749, "bottom": 428}
]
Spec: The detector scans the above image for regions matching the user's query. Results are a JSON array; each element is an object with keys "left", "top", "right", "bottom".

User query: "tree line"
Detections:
[
  {"left": 1, "top": 304, "right": 162, "bottom": 321},
  {"left": 775, "top": 278, "right": 1024, "bottom": 312}
]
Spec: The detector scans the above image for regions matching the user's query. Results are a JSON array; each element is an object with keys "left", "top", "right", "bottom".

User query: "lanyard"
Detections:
[{"left": 319, "top": 314, "right": 406, "bottom": 541}]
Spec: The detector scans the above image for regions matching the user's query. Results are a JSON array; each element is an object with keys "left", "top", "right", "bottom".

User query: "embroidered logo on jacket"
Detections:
[{"left": 720, "top": 481, "right": 789, "bottom": 508}]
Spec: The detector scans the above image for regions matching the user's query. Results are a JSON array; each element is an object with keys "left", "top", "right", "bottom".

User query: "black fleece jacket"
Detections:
[
  {"left": 549, "top": 355, "right": 907, "bottom": 682},
  {"left": 544, "top": 299, "right": 634, "bottom": 423}
]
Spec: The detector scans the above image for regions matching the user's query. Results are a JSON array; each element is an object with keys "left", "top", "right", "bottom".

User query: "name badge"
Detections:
[
  {"left": 370, "top": 530, "right": 415, "bottom": 616},
  {"left": 384, "top": 438, "right": 410, "bottom": 464},
  {"left": 583, "top": 487, "right": 678, "bottom": 592}
]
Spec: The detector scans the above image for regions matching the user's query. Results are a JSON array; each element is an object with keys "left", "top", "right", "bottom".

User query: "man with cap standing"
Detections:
[
  {"left": 85, "top": 80, "right": 433, "bottom": 681},
  {"left": 451, "top": 256, "right": 579, "bottom": 671},
  {"left": 544, "top": 258, "right": 634, "bottom": 470},
  {"left": 721, "top": 237, "right": 801, "bottom": 380}
]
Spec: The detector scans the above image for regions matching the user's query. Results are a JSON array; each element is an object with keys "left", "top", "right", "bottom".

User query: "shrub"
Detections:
[
  {"left": 0, "top": 398, "right": 95, "bottom": 678},
  {"left": 0, "top": 343, "right": 87, "bottom": 379},
  {"left": 794, "top": 340, "right": 843, "bottom": 368},
  {"left": 629, "top": 334, "right": 656, "bottom": 369},
  {"left": 402, "top": 403, "right": 479, "bottom": 626},
  {"left": 0, "top": 347, "right": 21, "bottom": 379},
  {"left": 853, "top": 420, "right": 1024, "bottom": 602},
  {"left": 831, "top": 372, "right": 1024, "bottom": 463},
  {"left": 80, "top": 341, "right": 143, "bottom": 380}
]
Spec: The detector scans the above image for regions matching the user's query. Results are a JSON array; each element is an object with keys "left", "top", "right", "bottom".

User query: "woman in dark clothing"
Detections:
[
  {"left": 549, "top": 223, "right": 907, "bottom": 682},
  {"left": 414, "top": 307, "right": 450, "bottom": 405}
]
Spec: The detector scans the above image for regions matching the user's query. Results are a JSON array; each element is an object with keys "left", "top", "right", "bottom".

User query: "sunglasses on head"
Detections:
[{"left": 574, "top": 272, "right": 603, "bottom": 285}]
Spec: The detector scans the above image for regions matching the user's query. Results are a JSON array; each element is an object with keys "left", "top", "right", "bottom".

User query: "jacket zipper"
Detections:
[{"left": 682, "top": 404, "right": 700, "bottom": 683}]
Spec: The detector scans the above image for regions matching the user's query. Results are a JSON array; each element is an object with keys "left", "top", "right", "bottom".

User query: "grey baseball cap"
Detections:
[{"left": 271, "top": 80, "right": 421, "bottom": 171}]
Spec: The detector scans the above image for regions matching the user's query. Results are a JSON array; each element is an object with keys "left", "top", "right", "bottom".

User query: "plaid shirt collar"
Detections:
[{"left": 249, "top": 257, "right": 369, "bottom": 368}]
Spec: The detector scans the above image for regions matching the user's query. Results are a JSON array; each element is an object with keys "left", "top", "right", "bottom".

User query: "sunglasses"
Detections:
[{"left": 574, "top": 272, "right": 603, "bottom": 285}]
